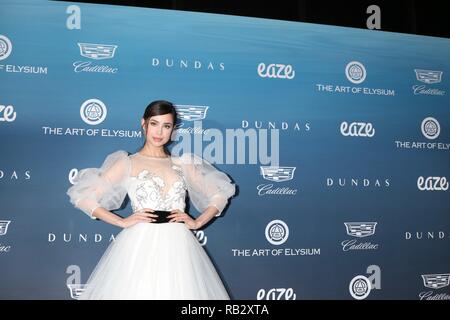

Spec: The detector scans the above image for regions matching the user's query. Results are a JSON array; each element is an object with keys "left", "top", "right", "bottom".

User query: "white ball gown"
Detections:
[{"left": 67, "top": 150, "right": 235, "bottom": 300}]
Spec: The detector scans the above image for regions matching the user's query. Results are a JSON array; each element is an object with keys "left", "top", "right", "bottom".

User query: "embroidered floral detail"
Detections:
[
  {"left": 137, "top": 170, "right": 164, "bottom": 187},
  {"left": 130, "top": 169, "right": 187, "bottom": 211},
  {"left": 172, "top": 165, "right": 187, "bottom": 188}
]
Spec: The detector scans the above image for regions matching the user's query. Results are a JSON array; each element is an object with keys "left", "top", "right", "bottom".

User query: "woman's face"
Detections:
[{"left": 141, "top": 113, "right": 174, "bottom": 147}]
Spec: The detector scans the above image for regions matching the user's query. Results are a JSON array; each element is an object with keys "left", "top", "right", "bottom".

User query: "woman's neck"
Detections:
[{"left": 139, "top": 145, "right": 168, "bottom": 158}]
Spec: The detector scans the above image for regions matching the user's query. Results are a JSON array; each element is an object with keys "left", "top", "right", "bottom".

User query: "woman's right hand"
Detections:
[{"left": 120, "top": 208, "right": 158, "bottom": 228}]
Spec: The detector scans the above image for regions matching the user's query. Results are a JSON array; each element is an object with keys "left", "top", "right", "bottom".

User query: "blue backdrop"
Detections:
[{"left": 0, "top": 0, "right": 449, "bottom": 300}]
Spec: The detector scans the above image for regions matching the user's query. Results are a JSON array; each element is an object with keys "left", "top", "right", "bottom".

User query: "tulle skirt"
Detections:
[{"left": 79, "top": 222, "right": 230, "bottom": 300}]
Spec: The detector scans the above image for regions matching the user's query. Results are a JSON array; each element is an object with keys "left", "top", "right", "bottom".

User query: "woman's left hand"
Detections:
[{"left": 168, "top": 209, "right": 199, "bottom": 230}]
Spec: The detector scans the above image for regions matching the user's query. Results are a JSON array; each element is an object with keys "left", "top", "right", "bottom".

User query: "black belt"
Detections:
[{"left": 152, "top": 210, "right": 181, "bottom": 224}]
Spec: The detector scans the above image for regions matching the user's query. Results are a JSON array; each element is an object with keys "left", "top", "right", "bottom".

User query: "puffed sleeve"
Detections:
[
  {"left": 176, "top": 153, "right": 235, "bottom": 216},
  {"left": 66, "top": 150, "right": 131, "bottom": 219}
]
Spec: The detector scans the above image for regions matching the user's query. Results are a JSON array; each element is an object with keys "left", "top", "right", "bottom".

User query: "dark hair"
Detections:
[
  {"left": 140, "top": 100, "right": 177, "bottom": 154},
  {"left": 142, "top": 100, "right": 177, "bottom": 125}
]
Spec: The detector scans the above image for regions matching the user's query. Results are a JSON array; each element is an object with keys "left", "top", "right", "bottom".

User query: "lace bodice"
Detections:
[
  {"left": 127, "top": 153, "right": 187, "bottom": 212},
  {"left": 67, "top": 150, "right": 235, "bottom": 219}
]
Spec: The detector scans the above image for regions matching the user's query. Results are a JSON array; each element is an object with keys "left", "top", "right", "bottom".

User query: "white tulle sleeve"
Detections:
[
  {"left": 66, "top": 150, "right": 131, "bottom": 219},
  {"left": 177, "top": 153, "right": 235, "bottom": 216}
]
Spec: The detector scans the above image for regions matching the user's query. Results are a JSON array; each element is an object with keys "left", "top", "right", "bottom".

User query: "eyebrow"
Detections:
[{"left": 149, "top": 119, "right": 173, "bottom": 125}]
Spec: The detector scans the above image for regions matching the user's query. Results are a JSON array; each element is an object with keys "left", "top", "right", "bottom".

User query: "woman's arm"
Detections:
[
  {"left": 92, "top": 206, "right": 158, "bottom": 228},
  {"left": 168, "top": 205, "right": 219, "bottom": 230},
  {"left": 195, "top": 205, "right": 219, "bottom": 229}
]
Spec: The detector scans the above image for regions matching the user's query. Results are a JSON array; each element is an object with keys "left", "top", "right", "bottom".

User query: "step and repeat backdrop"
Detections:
[{"left": 0, "top": 0, "right": 449, "bottom": 300}]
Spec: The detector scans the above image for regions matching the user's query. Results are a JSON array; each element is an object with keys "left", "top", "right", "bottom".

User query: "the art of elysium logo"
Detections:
[
  {"left": 265, "top": 220, "right": 289, "bottom": 245},
  {"left": 340, "top": 121, "right": 375, "bottom": 137},
  {"left": 316, "top": 61, "right": 394, "bottom": 96},
  {"left": 257, "top": 63, "right": 295, "bottom": 79},
  {"left": 419, "top": 273, "right": 450, "bottom": 300},
  {"left": 80, "top": 98, "right": 107, "bottom": 125},
  {"left": 342, "top": 222, "right": 379, "bottom": 251},
  {"left": 231, "top": 220, "right": 320, "bottom": 257},
  {"left": 349, "top": 276, "right": 371, "bottom": 300},
  {"left": 345, "top": 61, "right": 366, "bottom": 84},
  {"left": 74, "top": 42, "right": 118, "bottom": 73},
  {"left": 0, "top": 35, "right": 12, "bottom": 60},
  {"left": 0, "top": 34, "right": 47, "bottom": 74},
  {"left": 413, "top": 69, "right": 445, "bottom": 96},
  {"left": 257, "top": 166, "right": 298, "bottom": 196},
  {"left": 42, "top": 99, "right": 140, "bottom": 138},
  {"left": 349, "top": 265, "right": 381, "bottom": 300},
  {"left": 395, "top": 117, "right": 449, "bottom": 151},
  {"left": 0, "top": 220, "right": 11, "bottom": 236},
  {"left": 421, "top": 117, "right": 440, "bottom": 140}
]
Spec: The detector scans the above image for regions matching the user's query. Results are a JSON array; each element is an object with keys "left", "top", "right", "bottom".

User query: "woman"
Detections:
[{"left": 67, "top": 100, "right": 235, "bottom": 299}]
